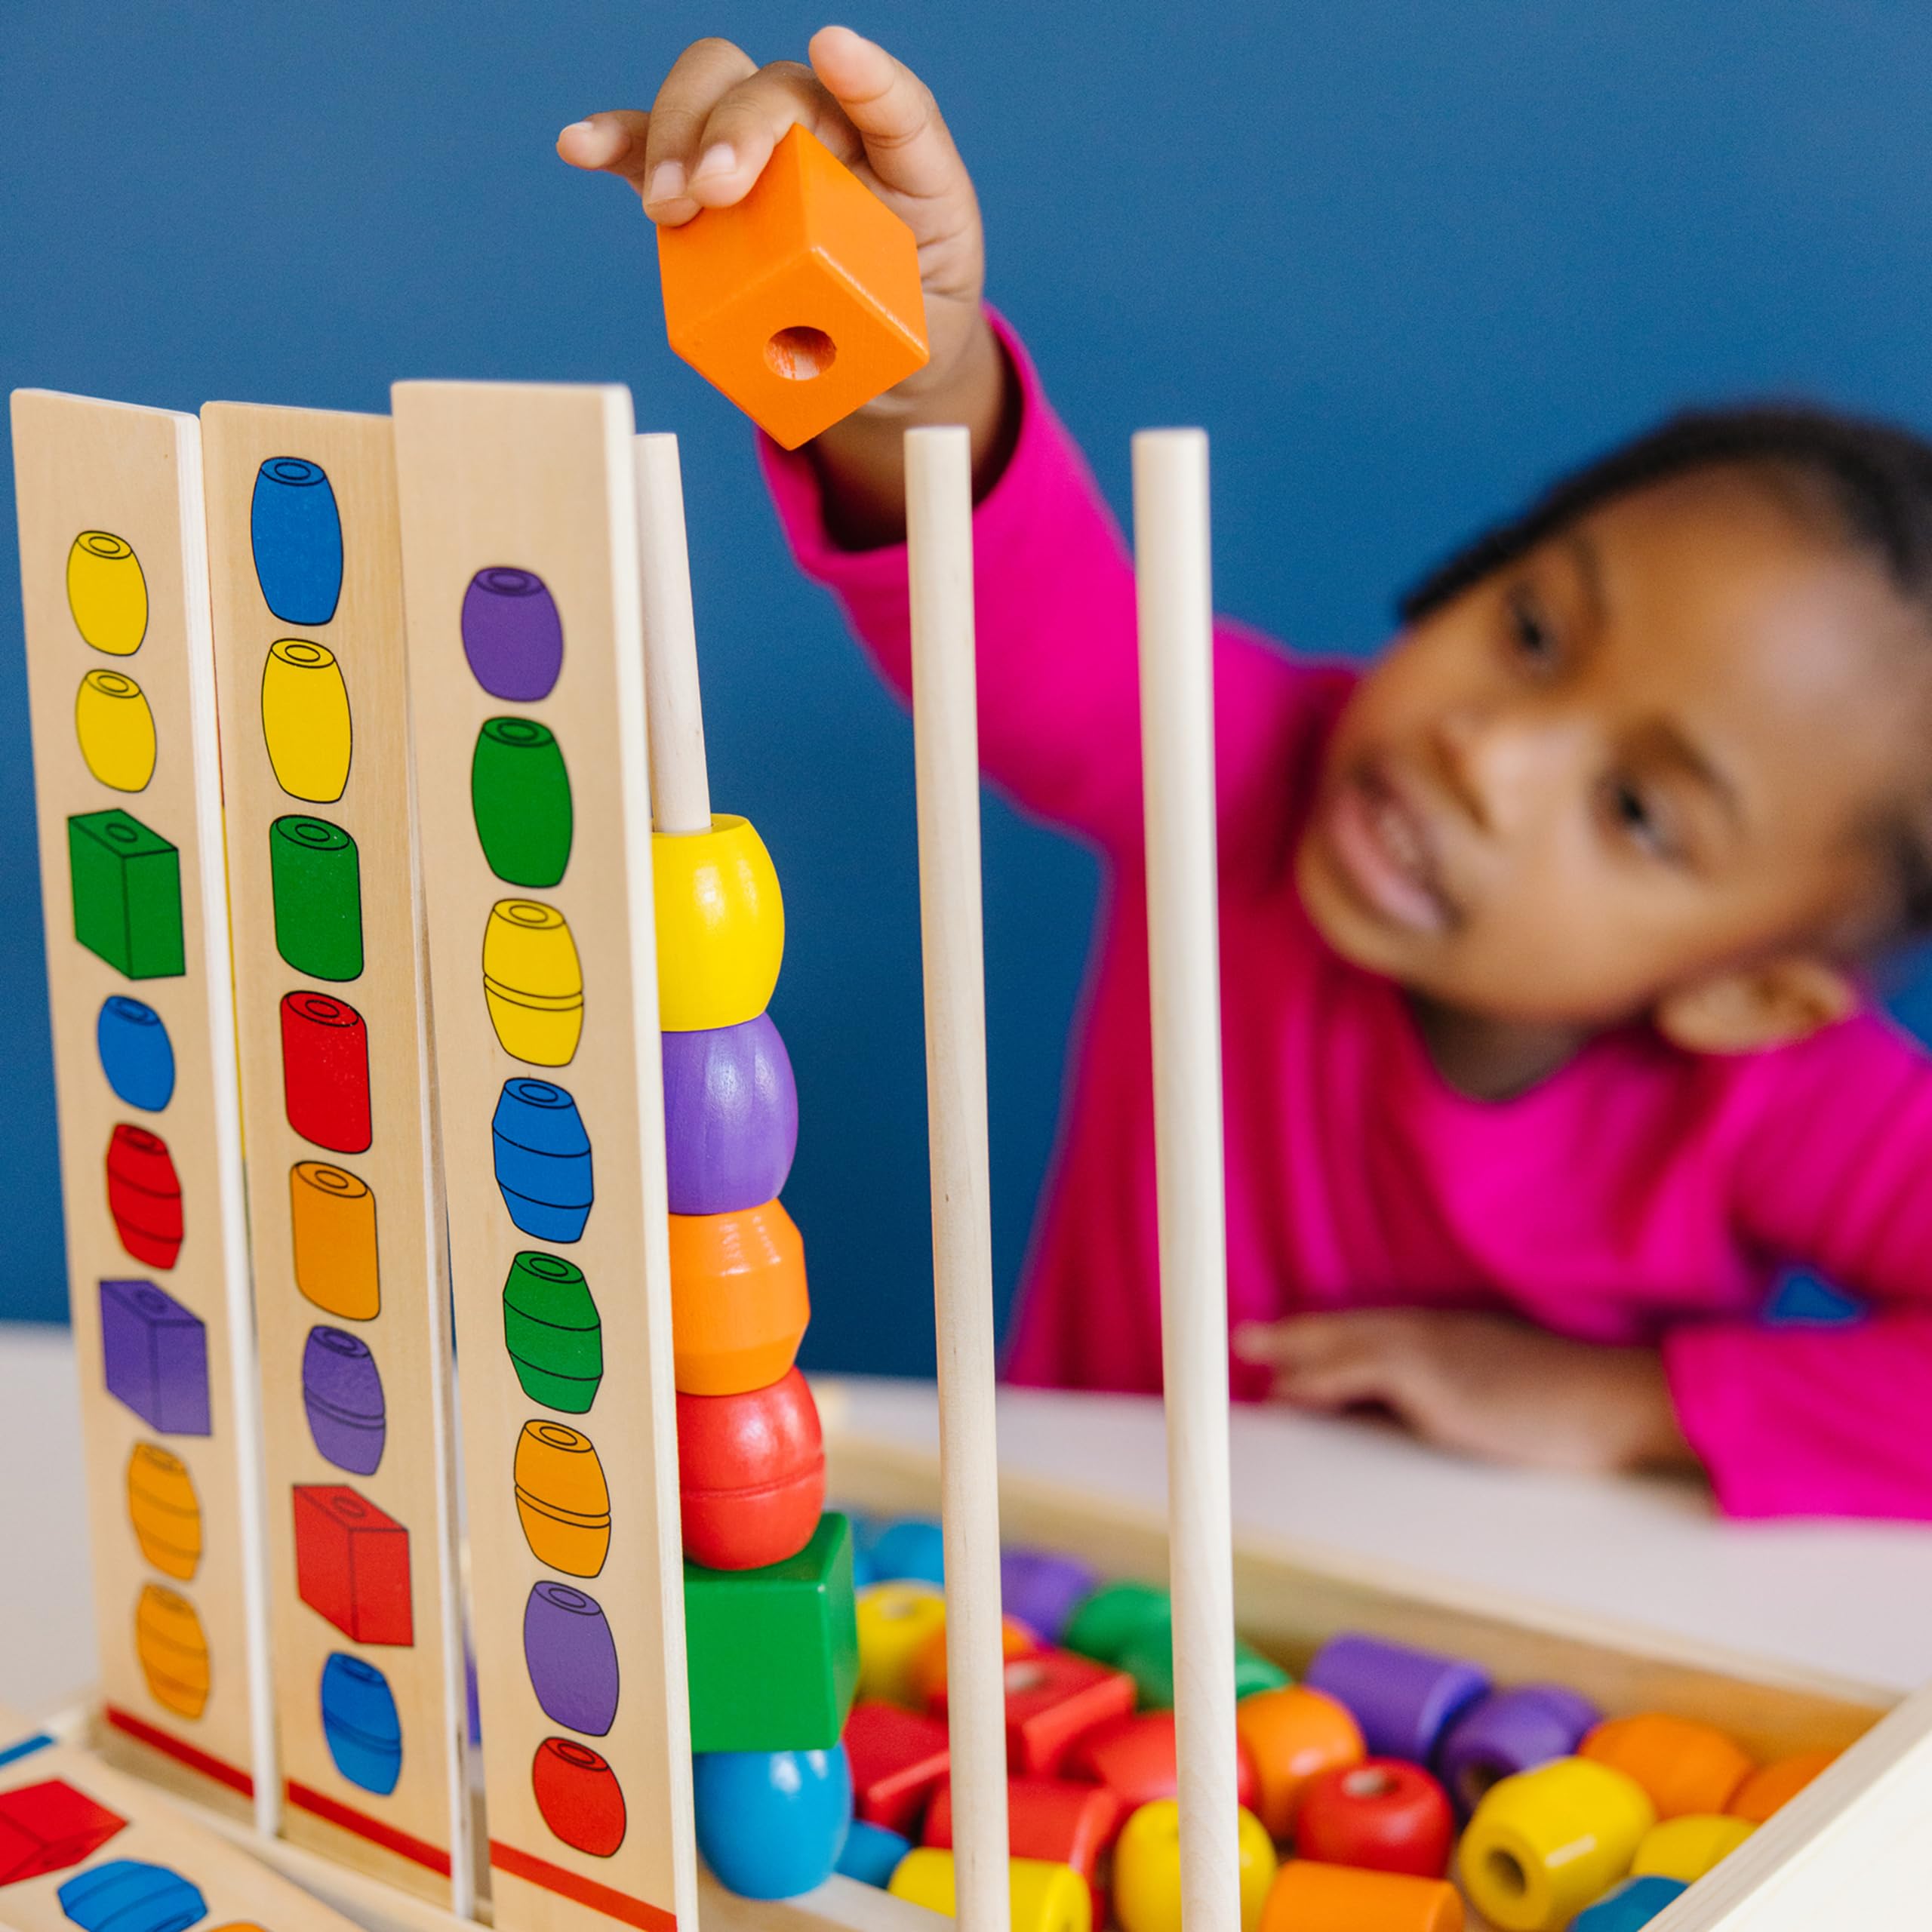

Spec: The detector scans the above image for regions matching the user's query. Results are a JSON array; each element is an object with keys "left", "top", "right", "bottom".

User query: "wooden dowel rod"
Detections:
[
  {"left": 1133, "top": 426, "right": 1241, "bottom": 1932},
  {"left": 906, "top": 424, "right": 1012, "bottom": 1932},
  {"left": 635, "top": 432, "right": 713, "bottom": 834}
]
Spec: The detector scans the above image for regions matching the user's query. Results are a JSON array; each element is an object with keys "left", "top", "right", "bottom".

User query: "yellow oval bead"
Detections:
[
  {"left": 653, "top": 814, "right": 783, "bottom": 1030},
  {"left": 261, "top": 638, "right": 352, "bottom": 803},
  {"left": 1631, "top": 1814, "right": 1755, "bottom": 1884},
  {"left": 1460, "top": 1757, "right": 1655, "bottom": 1932},
  {"left": 855, "top": 1580, "right": 947, "bottom": 1706},
  {"left": 483, "top": 899, "right": 585, "bottom": 1066},
  {"left": 75, "top": 669, "right": 156, "bottom": 791},
  {"left": 889, "top": 1849, "right": 1091, "bottom": 1932},
  {"left": 1113, "top": 1800, "right": 1277, "bottom": 1932},
  {"left": 67, "top": 530, "right": 148, "bottom": 654}
]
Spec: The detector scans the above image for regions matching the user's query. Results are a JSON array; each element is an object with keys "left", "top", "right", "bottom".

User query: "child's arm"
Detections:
[
  {"left": 1657, "top": 1012, "right": 1932, "bottom": 1519},
  {"left": 558, "top": 27, "right": 1009, "bottom": 547},
  {"left": 563, "top": 30, "right": 1331, "bottom": 860},
  {"left": 1233, "top": 1312, "right": 1697, "bottom": 1478}
]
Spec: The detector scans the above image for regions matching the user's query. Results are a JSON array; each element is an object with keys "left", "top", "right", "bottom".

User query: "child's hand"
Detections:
[
  {"left": 1232, "top": 1310, "right": 1696, "bottom": 1478},
  {"left": 557, "top": 28, "right": 1004, "bottom": 529}
]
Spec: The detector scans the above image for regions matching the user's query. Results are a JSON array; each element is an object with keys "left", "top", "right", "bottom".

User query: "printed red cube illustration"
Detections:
[
  {"left": 293, "top": 1484, "right": 413, "bottom": 1645},
  {"left": 0, "top": 1780, "right": 127, "bottom": 1885}
]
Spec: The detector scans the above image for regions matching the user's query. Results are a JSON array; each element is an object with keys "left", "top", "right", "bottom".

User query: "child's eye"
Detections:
[
  {"left": 1606, "top": 776, "right": 1678, "bottom": 860},
  {"left": 1506, "top": 589, "right": 1557, "bottom": 669}
]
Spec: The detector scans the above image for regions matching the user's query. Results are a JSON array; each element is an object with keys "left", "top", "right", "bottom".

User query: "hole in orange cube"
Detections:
[{"left": 766, "top": 327, "right": 836, "bottom": 381}]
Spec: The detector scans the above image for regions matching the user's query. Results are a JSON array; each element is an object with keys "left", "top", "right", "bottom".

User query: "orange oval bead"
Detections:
[{"left": 1580, "top": 1715, "right": 1754, "bottom": 1820}]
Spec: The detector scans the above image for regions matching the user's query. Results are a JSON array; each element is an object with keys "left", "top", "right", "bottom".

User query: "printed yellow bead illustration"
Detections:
[
  {"left": 482, "top": 899, "right": 585, "bottom": 1066},
  {"left": 66, "top": 531, "right": 149, "bottom": 654},
  {"left": 260, "top": 638, "right": 352, "bottom": 802},
  {"left": 75, "top": 669, "right": 156, "bottom": 791}
]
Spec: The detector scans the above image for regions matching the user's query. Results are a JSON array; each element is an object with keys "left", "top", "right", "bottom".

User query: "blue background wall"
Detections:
[{"left": 4, "top": 2, "right": 1929, "bottom": 1357}]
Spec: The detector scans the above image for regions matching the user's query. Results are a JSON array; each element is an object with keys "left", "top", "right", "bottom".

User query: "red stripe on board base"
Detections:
[
  {"left": 491, "top": 1839, "right": 678, "bottom": 1930},
  {"left": 288, "top": 1780, "right": 453, "bottom": 1876},
  {"left": 103, "top": 1705, "right": 254, "bottom": 1797}
]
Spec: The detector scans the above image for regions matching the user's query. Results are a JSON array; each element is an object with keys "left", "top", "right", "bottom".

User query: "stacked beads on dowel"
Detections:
[
  {"left": 740, "top": 1523, "right": 1837, "bottom": 1930},
  {"left": 635, "top": 432, "right": 857, "bottom": 1898}
]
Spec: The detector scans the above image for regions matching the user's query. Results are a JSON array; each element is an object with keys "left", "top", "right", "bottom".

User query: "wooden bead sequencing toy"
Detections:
[
  {"left": 393, "top": 381, "right": 699, "bottom": 1931},
  {"left": 655, "top": 125, "right": 930, "bottom": 451},
  {"left": 14, "top": 391, "right": 275, "bottom": 1829},
  {"left": 629, "top": 433, "right": 860, "bottom": 1898},
  {"left": 11, "top": 371, "right": 1900, "bottom": 1932},
  {"left": 202, "top": 403, "right": 470, "bottom": 1903}
]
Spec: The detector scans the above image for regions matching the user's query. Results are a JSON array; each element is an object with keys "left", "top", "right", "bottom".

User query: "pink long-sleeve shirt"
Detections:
[{"left": 763, "top": 318, "right": 1932, "bottom": 1521}]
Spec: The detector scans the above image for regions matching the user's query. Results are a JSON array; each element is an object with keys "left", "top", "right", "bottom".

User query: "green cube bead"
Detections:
[
  {"left": 69, "top": 810, "right": 184, "bottom": 979},
  {"left": 1063, "top": 1579, "right": 1171, "bottom": 1664},
  {"left": 685, "top": 1512, "right": 857, "bottom": 1752}
]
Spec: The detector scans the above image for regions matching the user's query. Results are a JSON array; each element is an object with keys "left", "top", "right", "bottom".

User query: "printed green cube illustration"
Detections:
[
  {"left": 69, "top": 810, "right": 184, "bottom": 979},
  {"left": 685, "top": 1511, "right": 857, "bottom": 1752}
]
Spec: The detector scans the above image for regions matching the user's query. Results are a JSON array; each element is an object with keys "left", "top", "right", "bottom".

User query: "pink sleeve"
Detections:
[
  {"left": 759, "top": 309, "right": 1337, "bottom": 860},
  {"left": 1665, "top": 1312, "right": 1932, "bottom": 1520},
  {"left": 1665, "top": 1014, "right": 1932, "bottom": 1519}
]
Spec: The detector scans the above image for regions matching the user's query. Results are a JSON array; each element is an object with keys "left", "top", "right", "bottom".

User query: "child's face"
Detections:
[{"left": 1297, "top": 467, "right": 1932, "bottom": 1028}]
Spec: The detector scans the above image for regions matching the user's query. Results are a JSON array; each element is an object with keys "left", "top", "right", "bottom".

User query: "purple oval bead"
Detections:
[
  {"left": 1304, "top": 1633, "right": 1490, "bottom": 1764},
  {"left": 462, "top": 566, "right": 563, "bottom": 702},
  {"left": 999, "top": 1548, "right": 1099, "bottom": 1645},
  {"left": 662, "top": 1015, "right": 799, "bottom": 1216},
  {"left": 302, "top": 1325, "right": 386, "bottom": 1476},
  {"left": 1436, "top": 1684, "right": 1601, "bottom": 1817},
  {"left": 523, "top": 1580, "right": 620, "bottom": 1737}
]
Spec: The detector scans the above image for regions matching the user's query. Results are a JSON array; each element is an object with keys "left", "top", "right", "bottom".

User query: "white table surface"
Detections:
[
  {"left": 6, "top": 1324, "right": 1932, "bottom": 1724},
  {"left": 819, "top": 1373, "right": 1932, "bottom": 1697}
]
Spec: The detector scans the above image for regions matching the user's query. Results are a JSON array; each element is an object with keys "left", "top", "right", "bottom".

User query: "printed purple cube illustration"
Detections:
[{"left": 100, "top": 1279, "right": 211, "bottom": 1435}]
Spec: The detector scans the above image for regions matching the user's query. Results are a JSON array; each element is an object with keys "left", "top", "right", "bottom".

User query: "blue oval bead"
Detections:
[{"left": 694, "top": 1744, "right": 851, "bottom": 1900}]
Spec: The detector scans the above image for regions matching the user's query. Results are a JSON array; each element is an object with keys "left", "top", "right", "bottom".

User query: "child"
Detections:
[{"left": 560, "top": 29, "right": 1932, "bottom": 1520}]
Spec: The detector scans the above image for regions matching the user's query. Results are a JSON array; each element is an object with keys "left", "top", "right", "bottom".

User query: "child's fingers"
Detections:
[
  {"left": 638, "top": 37, "right": 763, "bottom": 223},
  {"left": 679, "top": 61, "right": 860, "bottom": 214},
  {"left": 807, "top": 26, "right": 963, "bottom": 203},
  {"left": 555, "top": 111, "right": 652, "bottom": 186},
  {"left": 1233, "top": 1312, "right": 1380, "bottom": 1368}
]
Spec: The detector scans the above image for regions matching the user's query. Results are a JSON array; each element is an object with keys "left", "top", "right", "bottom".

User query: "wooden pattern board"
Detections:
[
  {"left": 0, "top": 1707, "right": 364, "bottom": 1932},
  {"left": 391, "top": 380, "right": 696, "bottom": 1932},
  {"left": 200, "top": 403, "right": 470, "bottom": 1906},
  {"left": 11, "top": 390, "right": 275, "bottom": 1824}
]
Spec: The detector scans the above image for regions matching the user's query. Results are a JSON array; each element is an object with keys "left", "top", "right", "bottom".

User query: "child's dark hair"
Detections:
[{"left": 1399, "top": 401, "right": 1932, "bottom": 939}]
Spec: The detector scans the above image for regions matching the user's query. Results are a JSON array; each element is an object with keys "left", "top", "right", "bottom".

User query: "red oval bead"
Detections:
[
  {"left": 676, "top": 1365, "right": 825, "bottom": 1570},
  {"left": 1297, "top": 1758, "right": 1455, "bottom": 1878}
]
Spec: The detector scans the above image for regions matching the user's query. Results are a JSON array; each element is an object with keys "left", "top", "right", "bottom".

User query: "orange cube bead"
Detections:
[
  {"left": 657, "top": 125, "right": 930, "bottom": 449},
  {"left": 1580, "top": 1714, "right": 1755, "bottom": 1820}
]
